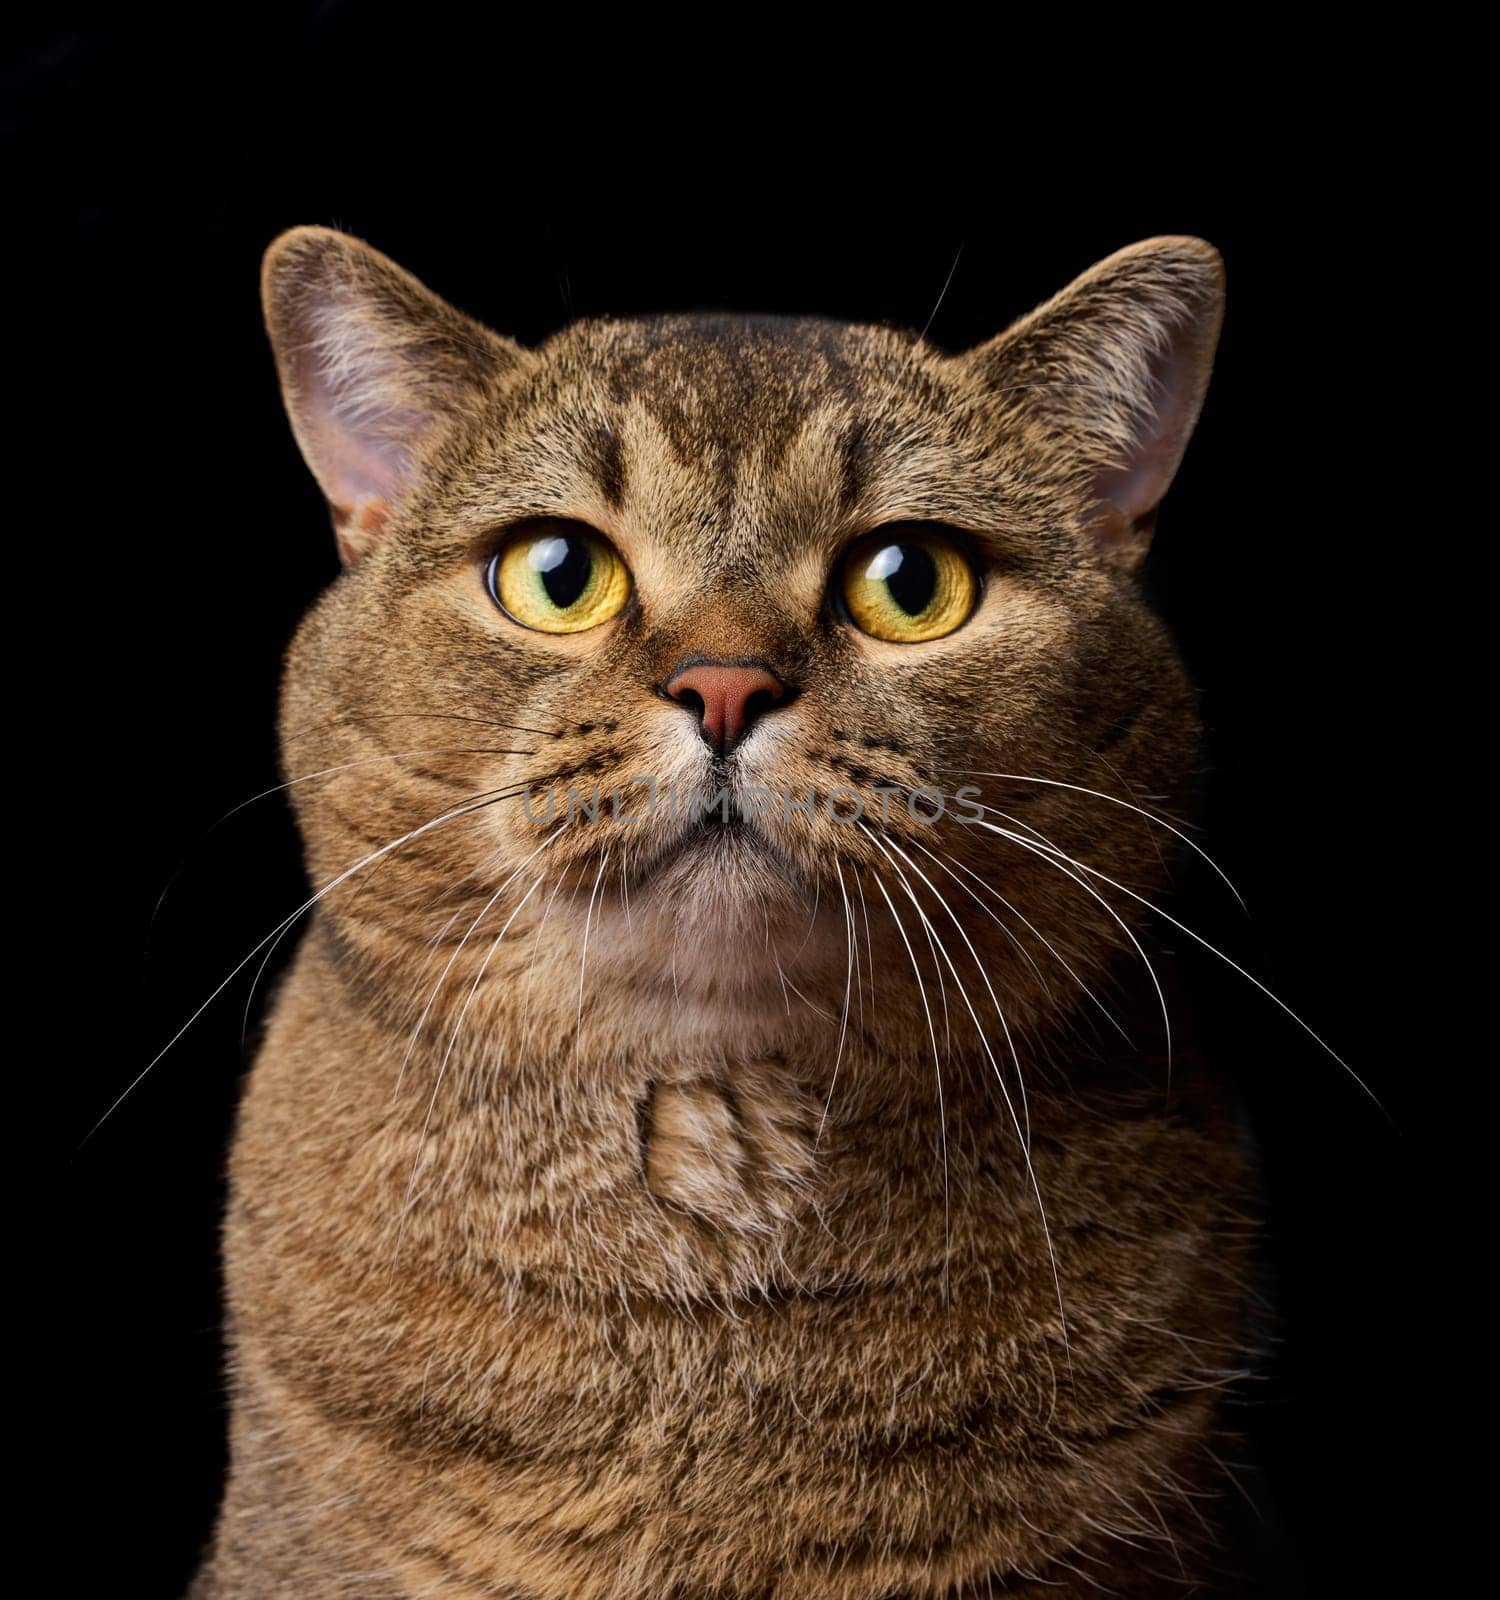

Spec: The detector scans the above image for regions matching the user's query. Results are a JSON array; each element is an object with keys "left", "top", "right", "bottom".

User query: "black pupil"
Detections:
[
  {"left": 882, "top": 542, "right": 937, "bottom": 616},
  {"left": 533, "top": 536, "right": 593, "bottom": 609}
]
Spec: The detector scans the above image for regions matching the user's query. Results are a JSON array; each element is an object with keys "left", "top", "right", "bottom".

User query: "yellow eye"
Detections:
[
  {"left": 840, "top": 528, "right": 977, "bottom": 642},
  {"left": 487, "top": 524, "right": 631, "bottom": 633}
]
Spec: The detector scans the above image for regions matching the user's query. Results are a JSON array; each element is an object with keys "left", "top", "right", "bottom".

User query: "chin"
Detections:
[
  {"left": 578, "top": 827, "right": 834, "bottom": 1001},
  {"left": 633, "top": 819, "right": 808, "bottom": 909}
]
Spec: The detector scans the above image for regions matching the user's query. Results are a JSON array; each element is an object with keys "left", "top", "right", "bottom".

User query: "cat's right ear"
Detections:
[
  {"left": 955, "top": 236, "right": 1225, "bottom": 575},
  {"left": 261, "top": 227, "right": 529, "bottom": 563}
]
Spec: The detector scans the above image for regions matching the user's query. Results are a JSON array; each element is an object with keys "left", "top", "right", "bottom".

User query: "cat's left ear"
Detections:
[
  {"left": 262, "top": 226, "right": 530, "bottom": 563},
  {"left": 957, "top": 236, "right": 1224, "bottom": 574}
]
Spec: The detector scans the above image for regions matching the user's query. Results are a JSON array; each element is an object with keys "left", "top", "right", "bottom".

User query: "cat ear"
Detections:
[
  {"left": 261, "top": 227, "right": 528, "bottom": 563},
  {"left": 959, "top": 236, "right": 1224, "bottom": 574}
]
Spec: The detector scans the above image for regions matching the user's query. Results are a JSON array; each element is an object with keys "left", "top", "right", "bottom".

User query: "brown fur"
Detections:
[{"left": 191, "top": 229, "right": 1253, "bottom": 1597}]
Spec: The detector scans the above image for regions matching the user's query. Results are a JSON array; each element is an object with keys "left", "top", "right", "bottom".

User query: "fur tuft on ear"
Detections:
[
  {"left": 960, "top": 236, "right": 1224, "bottom": 573},
  {"left": 261, "top": 227, "right": 529, "bottom": 563}
]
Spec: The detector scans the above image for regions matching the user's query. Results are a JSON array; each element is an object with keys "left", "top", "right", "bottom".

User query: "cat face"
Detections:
[{"left": 265, "top": 231, "right": 1221, "bottom": 1042}]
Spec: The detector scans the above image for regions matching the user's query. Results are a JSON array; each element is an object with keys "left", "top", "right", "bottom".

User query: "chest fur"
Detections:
[{"left": 217, "top": 957, "right": 1251, "bottom": 1597}]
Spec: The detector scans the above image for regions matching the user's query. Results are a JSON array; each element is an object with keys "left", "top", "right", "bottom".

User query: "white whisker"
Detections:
[
  {"left": 394, "top": 870, "right": 549, "bottom": 1254},
  {"left": 938, "top": 765, "right": 1247, "bottom": 912},
  {"left": 864, "top": 826, "right": 1070, "bottom": 1396},
  {"left": 818, "top": 856, "right": 856, "bottom": 1144},
  {"left": 392, "top": 830, "right": 560, "bottom": 1104},
  {"left": 84, "top": 785, "right": 527, "bottom": 1141},
  {"left": 999, "top": 818, "right": 1383, "bottom": 1109},
  {"left": 574, "top": 849, "right": 612, "bottom": 1057},
  {"left": 968, "top": 806, "right": 1175, "bottom": 1081},
  {"left": 875, "top": 830, "right": 1031, "bottom": 1151},
  {"left": 918, "top": 841, "right": 1132, "bottom": 1046},
  {"left": 864, "top": 862, "right": 951, "bottom": 1305}
]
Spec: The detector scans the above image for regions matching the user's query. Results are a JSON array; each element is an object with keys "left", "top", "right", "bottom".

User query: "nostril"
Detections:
[{"left": 742, "top": 687, "right": 779, "bottom": 726}]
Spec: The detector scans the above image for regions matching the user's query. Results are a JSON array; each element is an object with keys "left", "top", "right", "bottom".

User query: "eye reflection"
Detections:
[
  {"left": 842, "top": 529, "right": 976, "bottom": 642},
  {"left": 487, "top": 525, "right": 630, "bottom": 634}
]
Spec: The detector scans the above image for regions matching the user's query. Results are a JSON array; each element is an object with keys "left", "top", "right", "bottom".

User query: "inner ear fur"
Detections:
[
  {"left": 261, "top": 226, "right": 529, "bottom": 563},
  {"left": 959, "top": 236, "right": 1225, "bottom": 574}
]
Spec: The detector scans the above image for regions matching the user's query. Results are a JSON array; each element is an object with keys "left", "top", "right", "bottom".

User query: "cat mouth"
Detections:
[{"left": 641, "top": 813, "right": 798, "bottom": 880}]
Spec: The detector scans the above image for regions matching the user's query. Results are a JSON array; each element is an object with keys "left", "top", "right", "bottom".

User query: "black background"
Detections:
[{"left": 23, "top": 14, "right": 1429, "bottom": 1597}]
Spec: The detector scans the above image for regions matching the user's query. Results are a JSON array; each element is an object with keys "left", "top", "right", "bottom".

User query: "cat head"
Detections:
[{"left": 263, "top": 228, "right": 1221, "bottom": 1055}]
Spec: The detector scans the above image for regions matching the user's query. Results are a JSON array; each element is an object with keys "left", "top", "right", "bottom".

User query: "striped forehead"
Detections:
[{"left": 529, "top": 314, "right": 963, "bottom": 570}]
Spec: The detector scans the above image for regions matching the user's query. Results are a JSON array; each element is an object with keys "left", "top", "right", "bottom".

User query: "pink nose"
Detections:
[{"left": 665, "top": 661, "right": 788, "bottom": 753}]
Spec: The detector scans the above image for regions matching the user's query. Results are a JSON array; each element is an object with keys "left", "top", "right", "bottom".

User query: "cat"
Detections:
[{"left": 190, "top": 226, "right": 1257, "bottom": 1597}]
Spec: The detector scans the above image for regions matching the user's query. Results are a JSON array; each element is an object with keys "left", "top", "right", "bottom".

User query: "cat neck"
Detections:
[{"left": 252, "top": 915, "right": 1230, "bottom": 1309}]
